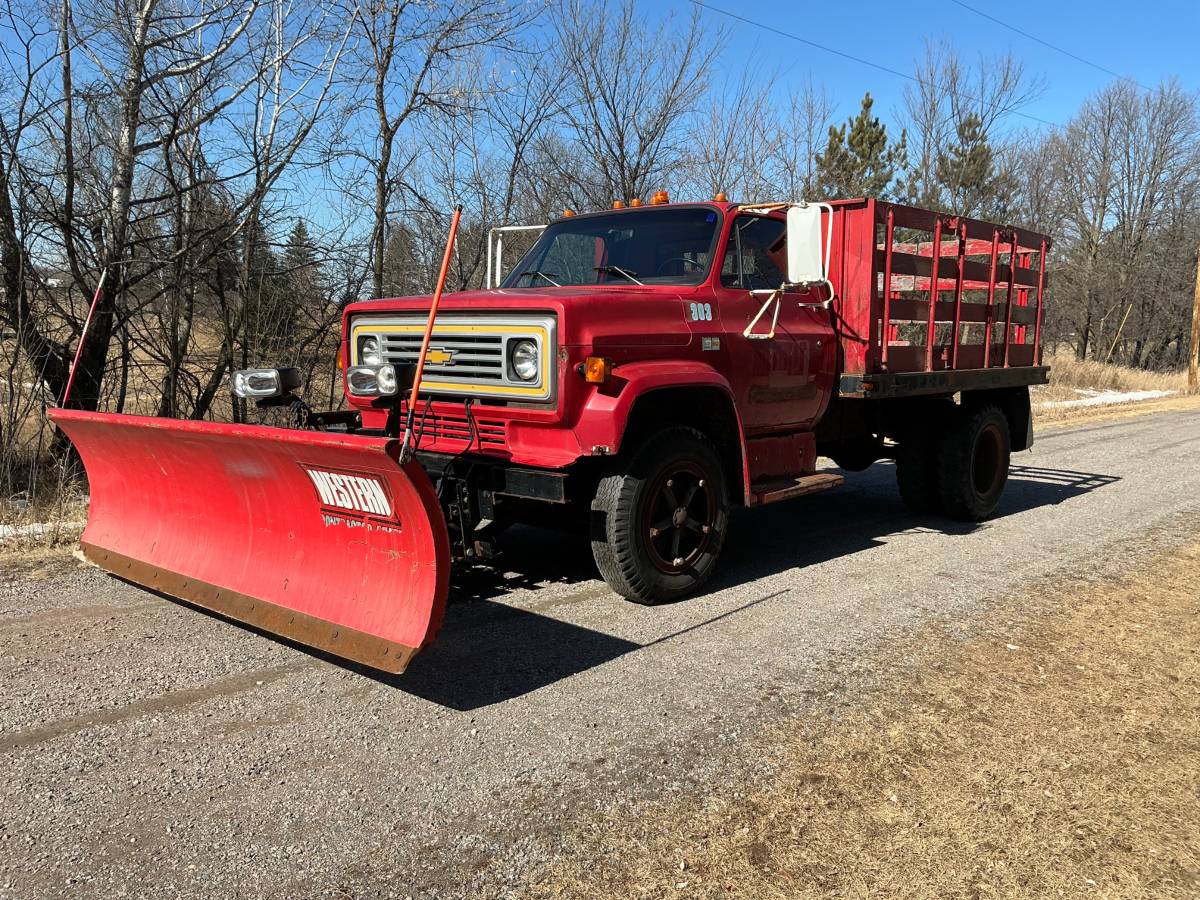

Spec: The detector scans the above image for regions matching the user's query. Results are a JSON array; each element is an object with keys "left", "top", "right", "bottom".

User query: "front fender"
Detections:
[{"left": 572, "top": 359, "right": 751, "bottom": 499}]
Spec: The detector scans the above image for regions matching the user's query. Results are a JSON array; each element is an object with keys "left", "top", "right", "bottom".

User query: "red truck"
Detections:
[{"left": 51, "top": 195, "right": 1050, "bottom": 674}]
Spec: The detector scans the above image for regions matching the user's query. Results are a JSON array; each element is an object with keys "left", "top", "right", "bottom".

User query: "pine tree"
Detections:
[
  {"left": 277, "top": 218, "right": 323, "bottom": 352},
  {"left": 240, "top": 219, "right": 289, "bottom": 359},
  {"left": 935, "top": 114, "right": 1012, "bottom": 218},
  {"left": 283, "top": 219, "right": 316, "bottom": 281},
  {"left": 815, "top": 93, "right": 907, "bottom": 200}
]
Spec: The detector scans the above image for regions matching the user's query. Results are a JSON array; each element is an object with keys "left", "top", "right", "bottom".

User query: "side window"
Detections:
[{"left": 720, "top": 216, "right": 787, "bottom": 290}]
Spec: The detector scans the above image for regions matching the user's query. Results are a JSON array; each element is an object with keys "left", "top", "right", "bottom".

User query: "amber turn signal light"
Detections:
[{"left": 580, "top": 356, "right": 612, "bottom": 384}]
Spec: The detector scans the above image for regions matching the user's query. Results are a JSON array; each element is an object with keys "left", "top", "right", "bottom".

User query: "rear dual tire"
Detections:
[{"left": 896, "top": 404, "right": 1010, "bottom": 522}]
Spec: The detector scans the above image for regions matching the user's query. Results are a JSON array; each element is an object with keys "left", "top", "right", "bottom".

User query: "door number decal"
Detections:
[{"left": 688, "top": 302, "right": 713, "bottom": 322}]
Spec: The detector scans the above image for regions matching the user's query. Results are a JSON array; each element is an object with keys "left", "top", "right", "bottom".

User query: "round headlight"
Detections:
[
  {"left": 376, "top": 364, "right": 398, "bottom": 396},
  {"left": 359, "top": 335, "right": 383, "bottom": 366},
  {"left": 510, "top": 339, "right": 538, "bottom": 382}
]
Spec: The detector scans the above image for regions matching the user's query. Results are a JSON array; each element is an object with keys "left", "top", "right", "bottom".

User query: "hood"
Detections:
[{"left": 344, "top": 285, "right": 666, "bottom": 316}]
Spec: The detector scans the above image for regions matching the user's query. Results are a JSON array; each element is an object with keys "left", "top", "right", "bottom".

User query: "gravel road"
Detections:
[{"left": 3, "top": 408, "right": 1199, "bottom": 899}]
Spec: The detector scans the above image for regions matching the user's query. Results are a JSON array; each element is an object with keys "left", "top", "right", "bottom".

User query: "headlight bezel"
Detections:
[{"left": 346, "top": 315, "right": 556, "bottom": 403}]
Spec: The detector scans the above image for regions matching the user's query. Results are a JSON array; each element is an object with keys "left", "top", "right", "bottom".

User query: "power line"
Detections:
[
  {"left": 688, "top": 0, "right": 1065, "bottom": 131},
  {"left": 948, "top": 0, "right": 1155, "bottom": 93}
]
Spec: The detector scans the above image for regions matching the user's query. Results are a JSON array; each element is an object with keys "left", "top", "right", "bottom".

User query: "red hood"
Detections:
[
  {"left": 345, "top": 284, "right": 663, "bottom": 313},
  {"left": 342, "top": 285, "right": 693, "bottom": 348}
]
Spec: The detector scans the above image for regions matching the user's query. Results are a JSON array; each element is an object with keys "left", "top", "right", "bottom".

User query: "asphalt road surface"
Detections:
[{"left": 3, "top": 408, "right": 1199, "bottom": 899}]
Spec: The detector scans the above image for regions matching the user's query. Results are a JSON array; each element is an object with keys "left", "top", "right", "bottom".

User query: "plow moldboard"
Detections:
[{"left": 49, "top": 409, "right": 450, "bottom": 673}]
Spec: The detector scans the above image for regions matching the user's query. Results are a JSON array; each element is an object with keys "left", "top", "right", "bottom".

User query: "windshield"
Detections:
[{"left": 502, "top": 207, "right": 721, "bottom": 288}]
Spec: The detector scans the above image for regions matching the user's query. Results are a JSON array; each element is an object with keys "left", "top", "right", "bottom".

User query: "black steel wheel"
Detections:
[{"left": 590, "top": 427, "right": 729, "bottom": 604}]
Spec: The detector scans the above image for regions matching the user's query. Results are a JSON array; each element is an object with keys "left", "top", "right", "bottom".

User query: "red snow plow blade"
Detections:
[{"left": 49, "top": 408, "right": 450, "bottom": 673}]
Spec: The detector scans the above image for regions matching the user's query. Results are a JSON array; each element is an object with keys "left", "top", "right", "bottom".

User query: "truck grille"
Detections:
[
  {"left": 420, "top": 412, "right": 507, "bottom": 449},
  {"left": 382, "top": 333, "right": 504, "bottom": 379},
  {"left": 349, "top": 314, "right": 556, "bottom": 402}
]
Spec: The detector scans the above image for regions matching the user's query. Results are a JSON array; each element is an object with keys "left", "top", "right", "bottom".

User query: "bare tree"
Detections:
[
  {"left": 900, "top": 40, "right": 1043, "bottom": 215},
  {"left": 1034, "top": 80, "right": 1199, "bottom": 363},
  {"left": 550, "top": 0, "right": 717, "bottom": 207},
  {"left": 338, "top": 0, "right": 523, "bottom": 301},
  {"left": 771, "top": 77, "right": 835, "bottom": 201},
  {"left": 681, "top": 69, "right": 778, "bottom": 203}
]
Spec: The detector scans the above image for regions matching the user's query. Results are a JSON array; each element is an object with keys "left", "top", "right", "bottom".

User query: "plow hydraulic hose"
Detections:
[{"left": 401, "top": 206, "right": 462, "bottom": 461}]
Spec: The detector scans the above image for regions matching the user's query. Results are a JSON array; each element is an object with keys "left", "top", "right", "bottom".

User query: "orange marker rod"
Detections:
[{"left": 401, "top": 205, "right": 461, "bottom": 458}]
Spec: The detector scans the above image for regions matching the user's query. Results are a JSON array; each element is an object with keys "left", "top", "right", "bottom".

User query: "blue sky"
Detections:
[{"left": 658, "top": 0, "right": 1199, "bottom": 136}]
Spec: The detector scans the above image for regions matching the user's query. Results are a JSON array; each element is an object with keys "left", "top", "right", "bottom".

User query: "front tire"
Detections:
[{"left": 590, "top": 427, "right": 729, "bottom": 604}]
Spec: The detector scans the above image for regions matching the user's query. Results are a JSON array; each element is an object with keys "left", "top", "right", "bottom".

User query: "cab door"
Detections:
[{"left": 715, "top": 213, "right": 835, "bottom": 433}]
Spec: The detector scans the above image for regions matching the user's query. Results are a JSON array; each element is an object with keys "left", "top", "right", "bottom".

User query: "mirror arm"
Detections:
[{"left": 743, "top": 289, "right": 782, "bottom": 340}]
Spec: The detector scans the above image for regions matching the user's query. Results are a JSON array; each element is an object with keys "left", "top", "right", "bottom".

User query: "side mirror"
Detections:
[{"left": 785, "top": 204, "right": 827, "bottom": 286}]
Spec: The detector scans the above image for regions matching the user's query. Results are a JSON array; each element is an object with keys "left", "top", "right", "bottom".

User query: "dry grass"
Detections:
[
  {"left": 1039, "top": 352, "right": 1188, "bottom": 402},
  {"left": 0, "top": 542, "right": 81, "bottom": 575},
  {"left": 1030, "top": 351, "right": 1196, "bottom": 425},
  {"left": 527, "top": 536, "right": 1200, "bottom": 899}
]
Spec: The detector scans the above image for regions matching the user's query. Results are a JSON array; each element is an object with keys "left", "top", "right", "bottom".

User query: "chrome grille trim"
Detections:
[{"left": 349, "top": 313, "right": 557, "bottom": 402}]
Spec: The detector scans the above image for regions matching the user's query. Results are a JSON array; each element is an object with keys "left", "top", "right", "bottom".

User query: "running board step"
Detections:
[{"left": 749, "top": 472, "right": 844, "bottom": 506}]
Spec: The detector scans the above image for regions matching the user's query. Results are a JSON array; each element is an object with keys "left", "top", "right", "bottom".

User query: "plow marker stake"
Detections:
[{"left": 49, "top": 409, "right": 450, "bottom": 673}]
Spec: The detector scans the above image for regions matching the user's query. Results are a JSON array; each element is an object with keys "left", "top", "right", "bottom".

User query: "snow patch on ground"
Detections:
[
  {"left": 0, "top": 521, "right": 85, "bottom": 543},
  {"left": 1042, "top": 389, "right": 1177, "bottom": 409}
]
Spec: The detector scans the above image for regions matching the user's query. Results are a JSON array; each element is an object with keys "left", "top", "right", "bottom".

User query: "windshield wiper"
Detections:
[
  {"left": 593, "top": 264, "right": 643, "bottom": 285},
  {"left": 517, "top": 269, "right": 561, "bottom": 287}
]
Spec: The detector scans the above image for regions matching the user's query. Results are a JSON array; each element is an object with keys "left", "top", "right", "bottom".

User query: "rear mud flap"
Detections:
[{"left": 49, "top": 409, "right": 450, "bottom": 673}]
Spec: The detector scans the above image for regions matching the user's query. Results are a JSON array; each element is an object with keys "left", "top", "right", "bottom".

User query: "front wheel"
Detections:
[{"left": 590, "top": 427, "right": 729, "bottom": 604}]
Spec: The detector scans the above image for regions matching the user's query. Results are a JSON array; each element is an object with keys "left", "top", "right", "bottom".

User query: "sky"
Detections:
[{"left": 656, "top": 0, "right": 1200, "bottom": 137}]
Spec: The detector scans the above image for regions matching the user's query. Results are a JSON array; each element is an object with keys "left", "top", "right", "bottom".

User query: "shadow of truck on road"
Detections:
[{"left": 385, "top": 463, "right": 1120, "bottom": 710}]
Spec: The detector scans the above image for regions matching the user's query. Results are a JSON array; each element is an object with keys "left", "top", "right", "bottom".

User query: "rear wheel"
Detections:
[
  {"left": 590, "top": 427, "right": 729, "bottom": 604},
  {"left": 937, "top": 405, "right": 1010, "bottom": 521}
]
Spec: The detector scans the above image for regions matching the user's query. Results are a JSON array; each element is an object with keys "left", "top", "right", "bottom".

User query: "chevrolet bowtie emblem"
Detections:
[{"left": 425, "top": 348, "right": 455, "bottom": 366}]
